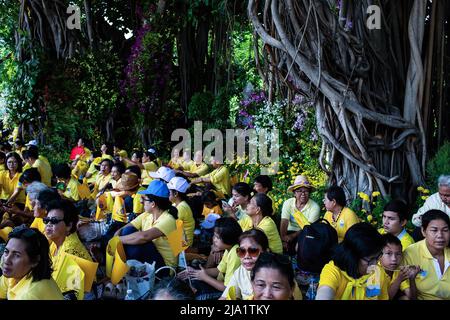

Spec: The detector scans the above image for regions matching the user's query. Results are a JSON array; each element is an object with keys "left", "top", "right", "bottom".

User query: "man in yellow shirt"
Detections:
[
  {"left": 192, "top": 157, "right": 231, "bottom": 199},
  {"left": 53, "top": 163, "right": 82, "bottom": 202},
  {"left": 175, "top": 150, "right": 209, "bottom": 179},
  {"left": 22, "top": 148, "right": 52, "bottom": 187},
  {"left": 377, "top": 200, "right": 415, "bottom": 250}
]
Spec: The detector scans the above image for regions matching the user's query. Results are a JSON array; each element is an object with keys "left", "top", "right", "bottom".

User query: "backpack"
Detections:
[{"left": 296, "top": 219, "right": 338, "bottom": 274}]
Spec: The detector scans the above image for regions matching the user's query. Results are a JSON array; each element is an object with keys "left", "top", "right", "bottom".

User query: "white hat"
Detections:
[
  {"left": 147, "top": 148, "right": 156, "bottom": 154},
  {"left": 149, "top": 166, "right": 175, "bottom": 183},
  {"left": 167, "top": 176, "right": 190, "bottom": 193},
  {"left": 26, "top": 140, "right": 38, "bottom": 147}
]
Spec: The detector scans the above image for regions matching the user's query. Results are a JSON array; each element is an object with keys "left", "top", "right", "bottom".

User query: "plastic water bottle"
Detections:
[
  {"left": 305, "top": 277, "right": 316, "bottom": 300},
  {"left": 124, "top": 289, "right": 133, "bottom": 301}
]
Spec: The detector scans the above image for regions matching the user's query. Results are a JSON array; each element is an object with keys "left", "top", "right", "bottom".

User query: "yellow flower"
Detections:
[
  {"left": 278, "top": 199, "right": 283, "bottom": 205},
  {"left": 423, "top": 189, "right": 430, "bottom": 194},
  {"left": 367, "top": 215, "right": 373, "bottom": 222},
  {"left": 361, "top": 209, "right": 367, "bottom": 213},
  {"left": 417, "top": 186, "right": 425, "bottom": 192},
  {"left": 358, "top": 192, "right": 370, "bottom": 202},
  {"left": 421, "top": 196, "right": 429, "bottom": 201},
  {"left": 277, "top": 171, "right": 283, "bottom": 175},
  {"left": 372, "top": 191, "right": 381, "bottom": 197}
]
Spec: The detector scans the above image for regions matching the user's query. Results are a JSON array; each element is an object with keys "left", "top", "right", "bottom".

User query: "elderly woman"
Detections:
[
  {"left": 28, "top": 185, "right": 61, "bottom": 234},
  {"left": 44, "top": 199, "right": 92, "bottom": 298},
  {"left": 316, "top": 223, "right": 389, "bottom": 300},
  {"left": 280, "top": 175, "right": 320, "bottom": 254},
  {"left": 412, "top": 175, "right": 450, "bottom": 227},
  {"left": 323, "top": 186, "right": 360, "bottom": 243},
  {"left": 0, "top": 225, "right": 63, "bottom": 299},
  {"left": 0, "top": 152, "right": 25, "bottom": 206},
  {"left": 403, "top": 210, "right": 450, "bottom": 300}
]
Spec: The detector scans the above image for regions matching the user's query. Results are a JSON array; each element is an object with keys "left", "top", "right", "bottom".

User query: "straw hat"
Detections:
[
  {"left": 287, "top": 175, "right": 314, "bottom": 192},
  {"left": 116, "top": 172, "right": 140, "bottom": 191}
]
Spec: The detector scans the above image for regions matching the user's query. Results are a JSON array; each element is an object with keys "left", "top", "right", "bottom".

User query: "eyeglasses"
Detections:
[
  {"left": 294, "top": 189, "right": 310, "bottom": 194},
  {"left": 236, "top": 247, "right": 261, "bottom": 258},
  {"left": 361, "top": 252, "right": 382, "bottom": 265},
  {"left": 43, "top": 217, "right": 65, "bottom": 225},
  {"left": 142, "top": 197, "right": 153, "bottom": 203}
]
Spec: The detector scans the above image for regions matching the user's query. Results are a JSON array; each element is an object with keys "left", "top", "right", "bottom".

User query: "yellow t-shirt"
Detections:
[
  {"left": 63, "top": 178, "right": 81, "bottom": 202},
  {"left": 0, "top": 274, "right": 63, "bottom": 300},
  {"left": 141, "top": 161, "right": 158, "bottom": 185},
  {"left": 175, "top": 201, "right": 195, "bottom": 247},
  {"left": 202, "top": 204, "right": 223, "bottom": 217},
  {"left": 94, "top": 173, "right": 111, "bottom": 193},
  {"left": 402, "top": 240, "right": 450, "bottom": 300},
  {"left": 50, "top": 233, "right": 92, "bottom": 295},
  {"left": 32, "top": 158, "right": 52, "bottom": 187},
  {"left": 217, "top": 244, "right": 241, "bottom": 286},
  {"left": 239, "top": 216, "right": 283, "bottom": 254},
  {"left": 30, "top": 217, "right": 46, "bottom": 234},
  {"left": 377, "top": 228, "right": 415, "bottom": 251},
  {"left": 0, "top": 164, "right": 6, "bottom": 172},
  {"left": 319, "top": 261, "right": 389, "bottom": 300},
  {"left": 203, "top": 166, "right": 231, "bottom": 198},
  {"left": 378, "top": 263, "right": 410, "bottom": 296},
  {"left": 189, "top": 162, "right": 209, "bottom": 176},
  {"left": 130, "top": 211, "right": 177, "bottom": 267},
  {"left": 281, "top": 198, "right": 321, "bottom": 231},
  {"left": 323, "top": 207, "right": 360, "bottom": 243},
  {"left": 85, "top": 161, "right": 99, "bottom": 184},
  {"left": 0, "top": 171, "right": 25, "bottom": 203}
]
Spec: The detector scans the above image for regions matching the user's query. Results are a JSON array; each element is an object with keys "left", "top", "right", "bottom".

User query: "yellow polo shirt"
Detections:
[
  {"left": 130, "top": 211, "right": 177, "bottom": 267},
  {"left": 0, "top": 171, "right": 25, "bottom": 203},
  {"left": 30, "top": 217, "right": 46, "bottom": 234},
  {"left": 0, "top": 275, "right": 63, "bottom": 300},
  {"left": 63, "top": 178, "right": 81, "bottom": 202},
  {"left": 189, "top": 162, "right": 209, "bottom": 176},
  {"left": 32, "top": 158, "right": 52, "bottom": 187},
  {"left": 281, "top": 198, "right": 321, "bottom": 231},
  {"left": 239, "top": 215, "right": 283, "bottom": 254},
  {"left": 217, "top": 244, "right": 241, "bottom": 286},
  {"left": 323, "top": 207, "right": 360, "bottom": 243},
  {"left": 203, "top": 166, "right": 231, "bottom": 198},
  {"left": 175, "top": 201, "right": 195, "bottom": 247},
  {"left": 142, "top": 161, "right": 158, "bottom": 185},
  {"left": 378, "top": 228, "right": 415, "bottom": 251},
  {"left": 403, "top": 240, "right": 450, "bottom": 300}
]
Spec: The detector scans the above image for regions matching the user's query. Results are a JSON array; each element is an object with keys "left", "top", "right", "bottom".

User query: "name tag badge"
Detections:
[
  {"left": 339, "top": 220, "right": 345, "bottom": 227},
  {"left": 419, "top": 269, "right": 427, "bottom": 278}
]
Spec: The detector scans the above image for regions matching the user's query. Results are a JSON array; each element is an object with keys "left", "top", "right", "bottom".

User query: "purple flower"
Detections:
[{"left": 293, "top": 111, "right": 306, "bottom": 131}]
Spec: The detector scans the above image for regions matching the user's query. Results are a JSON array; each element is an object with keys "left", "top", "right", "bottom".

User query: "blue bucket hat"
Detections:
[
  {"left": 138, "top": 180, "right": 169, "bottom": 198},
  {"left": 200, "top": 213, "right": 221, "bottom": 229}
]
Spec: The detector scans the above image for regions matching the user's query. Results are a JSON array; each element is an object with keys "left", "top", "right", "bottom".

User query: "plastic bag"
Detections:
[
  {"left": 124, "top": 260, "right": 156, "bottom": 300},
  {"left": 78, "top": 220, "right": 109, "bottom": 242}
]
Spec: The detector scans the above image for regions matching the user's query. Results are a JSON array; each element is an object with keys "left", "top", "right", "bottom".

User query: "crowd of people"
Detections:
[{"left": 0, "top": 137, "right": 449, "bottom": 301}]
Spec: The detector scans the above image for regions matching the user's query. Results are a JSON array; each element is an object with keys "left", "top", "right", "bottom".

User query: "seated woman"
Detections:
[
  {"left": 185, "top": 217, "right": 242, "bottom": 300},
  {"left": 110, "top": 162, "right": 125, "bottom": 190},
  {"left": 220, "top": 229, "right": 269, "bottom": 300},
  {"left": 0, "top": 152, "right": 25, "bottom": 207},
  {"left": 250, "top": 252, "right": 297, "bottom": 300},
  {"left": 323, "top": 186, "right": 360, "bottom": 243},
  {"left": 191, "top": 157, "right": 231, "bottom": 199},
  {"left": 402, "top": 210, "right": 450, "bottom": 300},
  {"left": 253, "top": 175, "right": 276, "bottom": 214},
  {"left": 53, "top": 164, "right": 83, "bottom": 202},
  {"left": 141, "top": 150, "right": 158, "bottom": 186},
  {"left": 167, "top": 176, "right": 195, "bottom": 247},
  {"left": 222, "top": 182, "right": 252, "bottom": 221},
  {"left": 44, "top": 200, "right": 92, "bottom": 298},
  {"left": 280, "top": 175, "right": 320, "bottom": 254},
  {"left": 316, "top": 223, "right": 389, "bottom": 300},
  {"left": 29, "top": 186, "right": 62, "bottom": 234},
  {"left": 113, "top": 180, "right": 178, "bottom": 272},
  {"left": 239, "top": 193, "right": 283, "bottom": 254},
  {"left": 0, "top": 225, "right": 63, "bottom": 300}
]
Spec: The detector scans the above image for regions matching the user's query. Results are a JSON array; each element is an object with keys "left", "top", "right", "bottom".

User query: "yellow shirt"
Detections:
[
  {"left": 281, "top": 198, "right": 321, "bottom": 231},
  {"left": 141, "top": 161, "right": 158, "bottom": 185},
  {"left": 217, "top": 244, "right": 241, "bottom": 286},
  {"left": 377, "top": 228, "right": 415, "bottom": 251},
  {"left": 176, "top": 201, "right": 195, "bottom": 247},
  {"left": 189, "top": 162, "right": 209, "bottom": 176},
  {"left": 0, "top": 274, "right": 63, "bottom": 300},
  {"left": 0, "top": 171, "right": 25, "bottom": 203},
  {"left": 319, "top": 261, "right": 389, "bottom": 300},
  {"left": 202, "top": 204, "right": 223, "bottom": 217},
  {"left": 403, "top": 240, "right": 450, "bottom": 300},
  {"left": 130, "top": 211, "right": 177, "bottom": 267},
  {"left": 30, "top": 217, "right": 46, "bottom": 234},
  {"left": 85, "top": 161, "right": 99, "bottom": 184},
  {"left": 203, "top": 166, "right": 231, "bottom": 198},
  {"left": 379, "top": 263, "right": 410, "bottom": 296},
  {"left": 63, "top": 178, "right": 81, "bottom": 202},
  {"left": 323, "top": 207, "right": 360, "bottom": 243},
  {"left": 50, "top": 233, "right": 93, "bottom": 276},
  {"left": 239, "top": 216, "right": 283, "bottom": 254},
  {"left": 0, "top": 164, "right": 5, "bottom": 172},
  {"left": 94, "top": 173, "right": 111, "bottom": 193},
  {"left": 32, "top": 158, "right": 52, "bottom": 187}
]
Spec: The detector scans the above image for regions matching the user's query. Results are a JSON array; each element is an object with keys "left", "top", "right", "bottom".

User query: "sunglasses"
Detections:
[
  {"left": 236, "top": 247, "right": 261, "bottom": 258},
  {"left": 43, "top": 217, "right": 65, "bottom": 225}
]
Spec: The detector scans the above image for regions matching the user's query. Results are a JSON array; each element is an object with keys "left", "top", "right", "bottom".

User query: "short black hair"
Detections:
[
  {"left": 146, "top": 194, "right": 178, "bottom": 220},
  {"left": 6, "top": 152, "right": 23, "bottom": 172},
  {"left": 232, "top": 182, "right": 253, "bottom": 199},
  {"left": 132, "top": 150, "right": 143, "bottom": 160},
  {"left": 23, "top": 148, "right": 39, "bottom": 160},
  {"left": 214, "top": 217, "right": 242, "bottom": 246},
  {"left": 46, "top": 199, "right": 79, "bottom": 234},
  {"left": 8, "top": 226, "right": 53, "bottom": 281},
  {"left": 325, "top": 186, "right": 346, "bottom": 207},
  {"left": 19, "top": 168, "right": 41, "bottom": 184},
  {"left": 112, "top": 162, "right": 126, "bottom": 175},
  {"left": 332, "top": 222, "right": 384, "bottom": 278},
  {"left": 383, "top": 199, "right": 409, "bottom": 222},
  {"left": 254, "top": 175, "right": 273, "bottom": 192},
  {"left": 201, "top": 191, "right": 218, "bottom": 204},
  {"left": 37, "top": 189, "right": 61, "bottom": 210},
  {"left": 251, "top": 252, "right": 295, "bottom": 289},
  {"left": 381, "top": 233, "right": 402, "bottom": 249},
  {"left": 253, "top": 193, "right": 273, "bottom": 217},
  {"left": 239, "top": 228, "right": 269, "bottom": 251},
  {"left": 422, "top": 210, "right": 450, "bottom": 230},
  {"left": 126, "top": 165, "right": 141, "bottom": 177},
  {"left": 100, "top": 159, "right": 113, "bottom": 169},
  {"left": 53, "top": 163, "right": 72, "bottom": 180}
]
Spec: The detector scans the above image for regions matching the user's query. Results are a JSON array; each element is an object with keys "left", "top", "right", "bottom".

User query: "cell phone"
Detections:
[{"left": 221, "top": 200, "right": 230, "bottom": 208}]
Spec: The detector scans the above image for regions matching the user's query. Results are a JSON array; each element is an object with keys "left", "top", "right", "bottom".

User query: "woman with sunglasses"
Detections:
[
  {"left": 402, "top": 210, "right": 450, "bottom": 300},
  {"left": 113, "top": 180, "right": 178, "bottom": 271},
  {"left": 44, "top": 199, "right": 92, "bottom": 298},
  {"left": 220, "top": 229, "right": 269, "bottom": 300},
  {"left": 316, "top": 222, "right": 390, "bottom": 300},
  {"left": 250, "top": 252, "right": 297, "bottom": 300},
  {"left": 0, "top": 225, "right": 63, "bottom": 299},
  {"left": 239, "top": 193, "right": 283, "bottom": 254},
  {"left": 29, "top": 187, "right": 61, "bottom": 234}
]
